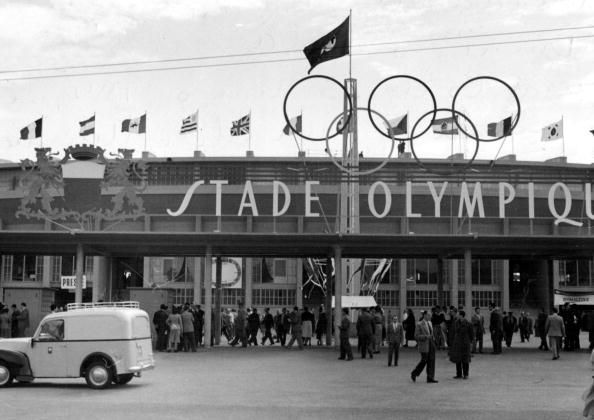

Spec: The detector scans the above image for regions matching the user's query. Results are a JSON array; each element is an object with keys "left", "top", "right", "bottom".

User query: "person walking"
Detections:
[
  {"left": 229, "top": 301, "right": 247, "bottom": 347},
  {"left": 503, "top": 311, "right": 518, "bottom": 348},
  {"left": 275, "top": 309, "right": 288, "bottom": 347},
  {"left": 450, "top": 310, "right": 474, "bottom": 379},
  {"left": 181, "top": 304, "right": 196, "bottom": 352},
  {"left": 247, "top": 307, "right": 260, "bottom": 346},
  {"left": 471, "top": 307, "right": 485, "bottom": 354},
  {"left": 356, "top": 308, "right": 375, "bottom": 359},
  {"left": 261, "top": 308, "right": 275, "bottom": 345},
  {"left": 490, "top": 307, "right": 504, "bottom": 354},
  {"left": 10, "top": 304, "right": 19, "bottom": 338},
  {"left": 0, "top": 307, "right": 10, "bottom": 338},
  {"left": 153, "top": 304, "right": 169, "bottom": 351},
  {"left": 315, "top": 306, "right": 328, "bottom": 345},
  {"left": 431, "top": 306, "right": 446, "bottom": 350},
  {"left": 301, "top": 306, "right": 314, "bottom": 347},
  {"left": 518, "top": 311, "right": 533, "bottom": 343},
  {"left": 372, "top": 306, "right": 384, "bottom": 353},
  {"left": 166, "top": 306, "right": 182, "bottom": 352},
  {"left": 387, "top": 314, "right": 404, "bottom": 367},
  {"left": 535, "top": 308, "right": 550, "bottom": 351},
  {"left": 16, "top": 302, "right": 29, "bottom": 337},
  {"left": 545, "top": 307, "right": 566, "bottom": 360},
  {"left": 403, "top": 308, "right": 416, "bottom": 348},
  {"left": 286, "top": 306, "right": 303, "bottom": 350},
  {"left": 410, "top": 310, "right": 438, "bottom": 383},
  {"left": 337, "top": 308, "right": 353, "bottom": 361}
]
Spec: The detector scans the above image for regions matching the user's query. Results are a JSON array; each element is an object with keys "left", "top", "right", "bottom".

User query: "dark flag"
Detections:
[
  {"left": 590, "top": 130, "right": 594, "bottom": 136},
  {"left": 303, "top": 16, "right": 350, "bottom": 74},
  {"left": 283, "top": 115, "right": 302, "bottom": 135},
  {"left": 20, "top": 117, "right": 43, "bottom": 140},
  {"left": 121, "top": 114, "right": 146, "bottom": 134},
  {"left": 386, "top": 114, "right": 408, "bottom": 136}
]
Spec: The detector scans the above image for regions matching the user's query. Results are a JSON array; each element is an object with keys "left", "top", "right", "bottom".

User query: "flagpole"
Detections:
[
  {"left": 93, "top": 112, "right": 96, "bottom": 146},
  {"left": 40, "top": 115, "right": 43, "bottom": 148},
  {"left": 562, "top": 115, "right": 565, "bottom": 157},
  {"left": 248, "top": 110, "right": 252, "bottom": 151},
  {"left": 196, "top": 108, "right": 200, "bottom": 152},
  {"left": 348, "top": 9, "right": 352, "bottom": 80},
  {"left": 144, "top": 110, "right": 147, "bottom": 152}
]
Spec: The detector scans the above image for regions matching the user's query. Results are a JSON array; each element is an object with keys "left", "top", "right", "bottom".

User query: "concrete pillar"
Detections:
[
  {"left": 538, "top": 259, "right": 552, "bottom": 311},
  {"left": 552, "top": 260, "right": 560, "bottom": 290},
  {"left": 194, "top": 257, "right": 202, "bottom": 305},
  {"left": 502, "top": 259, "right": 510, "bottom": 312},
  {"left": 214, "top": 257, "right": 222, "bottom": 345},
  {"left": 42, "top": 256, "right": 51, "bottom": 288},
  {"left": 325, "top": 256, "right": 333, "bottom": 346},
  {"left": 464, "top": 250, "right": 472, "bottom": 311},
  {"left": 93, "top": 256, "right": 109, "bottom": 302},
  {"left": 437, "top": 257, "right": 444, "bottom": 307},
  {"left": 75, "top": 243, "right": 84, "bottom": 304},
  {"left": 244, "top": 257, "right": 252, "bottom": 308},
  {"left": 334, "top": 246, "right": 343, "bottom": 348},
  {"left": 450, "top": 259, "right": 458, "bottom": 306},
  {"left": 399, "top": 259, "right": 407, "bottom": 315},
  {"left": 204, "top": 246, "right": 212, "bottom": 347},
  {"left": 296, "top": 258, "right": 303, "bottom": 307}
]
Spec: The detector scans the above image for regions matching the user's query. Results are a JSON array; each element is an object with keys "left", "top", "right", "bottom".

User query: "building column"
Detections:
[
  {"left": 464, "top": 250, "right": 472, "bottom": 311},
  {"left": 334, "top": 245, "right": 343, "bottom": 348},
  {"left": 399, "top": 259, "right": 407, "bottom": 315},
  {"left": 325, "top": 256, "right": 333, "bottom": 346},
  {"left": 75, "top": 243, "right": 84, "bottom": 304},
  {"left": 204, "top": 246, "right": 212, "bottom": 348},
  {"left": 538, "top": 259, "right": 552, "bottom": 311},
  {"left": 437, "top": 257, "right": 444, "bottom": 307},
  {"left": 296, "top": 258, "right": 303, "bottom": 307},
  {"left": 214, "top": 257, "right": 222, "bottom": 345},
  {"left": 244, "top": 257, "right": 252, "bottom": 308},
  {"left": 502, "top": 259, "right": 510, "bottom": 312},
  {"left": 93, "top": 256, "right": 108, "bottom": 302},
  {"left": 194, "top": 257, "right": 202, "bottom": 305}
]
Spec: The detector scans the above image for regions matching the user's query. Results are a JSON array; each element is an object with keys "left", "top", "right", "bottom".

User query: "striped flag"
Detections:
[
  {"left": 487, "top": 116, "right": 512, "bottom": 137},
  {"left": 180, "top": 112, "right": 198, "bottom": 134},
  {"left": 20, "top": 117, "right": 43, "bottom": 140},
  {"left": 230, "top": 114, "right": 250, "bottom": 136},
  {"left": 121, "top": 114, "right": 146, "bottom": 134},
  {"left": 79, "top": 115, "right": 95, "bottom": 136},
  {"left": 283, "top": 115, "right": 302, "bottom": 135}
]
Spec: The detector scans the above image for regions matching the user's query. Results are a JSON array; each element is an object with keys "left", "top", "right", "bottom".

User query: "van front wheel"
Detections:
[
  {"left": 0, "top": 363, "right": 13, "bottom": 387},
  {"left": 85, "top": 362, "right": 112, "bottom": 389}
]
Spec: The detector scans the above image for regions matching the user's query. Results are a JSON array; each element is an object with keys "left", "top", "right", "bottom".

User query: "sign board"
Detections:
[
  {"left": 553, "top": 289, "right": 594, "bottom": 306},
  {"left": 331, "top": 296, "right": 377, "bottom": 308},
  {"left": 61, "top": 275, "right": 87, "bottom": 290}
]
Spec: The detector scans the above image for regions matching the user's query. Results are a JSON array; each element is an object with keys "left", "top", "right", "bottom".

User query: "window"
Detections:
[
  {"left": 375, "top": 290, "right": 399, "bottom": 307},
  {"left": 252, "top": 289, "right": 296, "bottom": 307},
  {"left": 472, "top": 291, "right": 502, "bottom": 308},
  {"left": 254, "top": 258, "right": 296, "bottom": 284},
  {"left": 406, "top": 259, "right": 440, "bottom": 285},
  {"left": 9, "top": 255, "right": 38, "bottom": 282},
  {"left": 37, "top": 319, "right": 64, "bottom": 341},
  {"left": 558, "top": 259, "right": 591, "bottom": 287},
  {"left": 274, "top": 260, "right": 287, "bottom": 278},
  {"left": 471, "top": 259, "right": 494, "bottom": 285}
]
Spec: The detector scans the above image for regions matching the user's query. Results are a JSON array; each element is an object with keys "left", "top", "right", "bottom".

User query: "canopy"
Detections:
[{"left": 331, "top": 296, "right": 377, "bottom": 309}]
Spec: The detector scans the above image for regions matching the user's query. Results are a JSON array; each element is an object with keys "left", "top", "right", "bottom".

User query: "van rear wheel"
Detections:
[
  {"left": 85, "top": 361, "right": 113, "bottom": 389},
  {"left": 114, "top": 374, "right": 133, "bottom": 385},
  {"left": 0, "top": 363, "right": 13, "bottom": 387}
]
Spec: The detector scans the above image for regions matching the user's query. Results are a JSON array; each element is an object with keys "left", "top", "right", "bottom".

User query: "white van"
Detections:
[{"left": 0, "top": 301, "right": 154, "bottom": 389}]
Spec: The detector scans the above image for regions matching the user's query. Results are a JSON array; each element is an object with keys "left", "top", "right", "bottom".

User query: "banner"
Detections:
[{"left": 554, "top": 289, "right": 594, "bottom": 306}]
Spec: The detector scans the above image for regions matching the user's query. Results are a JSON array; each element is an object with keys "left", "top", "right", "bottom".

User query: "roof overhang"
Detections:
[{"left": 0, "top": 230, "right": 592, "bottom": 259}]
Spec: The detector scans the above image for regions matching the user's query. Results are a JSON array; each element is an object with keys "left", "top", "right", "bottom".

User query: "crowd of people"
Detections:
[{"left": 0, "top": 302, "right": 30, "bottom": 338}]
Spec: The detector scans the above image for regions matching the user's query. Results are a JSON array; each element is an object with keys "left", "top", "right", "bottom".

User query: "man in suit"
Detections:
[
  {"left": 17, "top": 302, "right": 29, "bottom": 337},
  {"left": 337, "top": 308, "right": 353, "bottom": 361},
  {"left": 545, "top": 307, "right": 566, "bottom": 360},
  {"left": 490, "top": 307, "right": 504, "bottom": 354},
  {"left": 229, "top": 301, "right": 247, "bottom": 347},
  {"left": 387, "top": 314, "right": 404, "bottom": 367},
  {"left": 356, "top": 308, "right": 375, "bottom": 359},
  {"left": 411, "top": 310, "right": 438, "bottom": 383},
  {"left": 153, "top": 304, "right": 169, "bottom": 351},
  {"left": 471, "top": 306, "right": 485, "bottom": 354},
  {"left": 286, "top": 306, "right": 303, "bottom": 350}
]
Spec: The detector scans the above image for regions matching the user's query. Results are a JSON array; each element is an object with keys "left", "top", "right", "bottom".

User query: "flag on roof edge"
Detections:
[
  {"left": 121, "top": 114, "right": 146, "bottom": 134},
  {"left": 79, "top": 115, "right": 95, "bottom": 136},
  {"left": 283, "top": 115, "right": 302, "bottom": 135},
  {"left": 487, "top": 116, "right": 512, "bottom": 137},
  {"left": 303, "top": 16, "right": 350, "bottom": 74},
  {"left": 541, "top": 119, "right": 563, "bottom": 141},
  {"left": 180, "top": 112, "right": 198, "bottom": 134},
  {"left": 432, "top": 116, "right": 458, "bottom": 135},
  {"left": 20, "top": 117, "right": 43, "bottom": 140},
  {"left": 231, "top": 114, "right": 250, "bottom": 136},
  {"left": 386, "top": 114, "right": 408, "bottom": 136}
]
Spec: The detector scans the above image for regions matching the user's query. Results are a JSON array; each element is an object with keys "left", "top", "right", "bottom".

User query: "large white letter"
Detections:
[
  {"left": 406, "top": 181, "right": 421, "bottom": 218},
  {"left": 167, "top": 180, "right": 205, "bottom": 216},
  {"left": 548, "top": 182, "right": 582, "bottom": 226},
  {"left": 458, "top": 182, "right": 485, "bottom": 218},
  {"left": 238, "top": 180, "right": 259, "bottom": 216},
  {"left": 427, "top": 182, "right": 448, "bottom": 217},
  {"left": 586, "top": 183, "right": 594, "bottom": 219},
  {"left": 528, "top": 182, "right": 535, "bottom": 219},
  {"left": 211, "top": 180, "right": 228, "bottom": 216},
  {"left": 368, "top": 181, "right": 391, "bottom": 218},
  {"left": 273, "top": 180, "right": 291, "bottom": 216},
  {"left": 305, "top": 181, "right": 320, "bottom": 217},
  {"left": 498, "top": 182, "right": 516, "bottom": 218}
]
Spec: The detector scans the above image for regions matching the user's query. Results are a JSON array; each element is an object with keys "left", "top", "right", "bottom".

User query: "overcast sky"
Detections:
[{"left": 1, "top": 0, "right": 593, "bottom": 165}]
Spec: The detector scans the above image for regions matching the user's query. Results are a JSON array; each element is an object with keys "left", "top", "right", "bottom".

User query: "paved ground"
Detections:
[{"left": 1, "top": 334, "right": 592, "bottom": 420}]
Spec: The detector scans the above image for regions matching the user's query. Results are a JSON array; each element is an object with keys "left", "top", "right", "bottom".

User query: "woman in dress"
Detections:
[
  {"left": 166, "top": 306, "right": 183, "bottom": 352},
  {"left": 301, "top": 307, "right": 314, "bottom": 347},
  {"left": 402, "top": 308, "right": 416, "bottom": 347}
]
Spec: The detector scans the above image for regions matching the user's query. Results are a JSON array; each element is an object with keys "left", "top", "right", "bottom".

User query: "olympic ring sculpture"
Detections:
[{"left": 282, "top": 74, "right": 520, "bottom": 176}]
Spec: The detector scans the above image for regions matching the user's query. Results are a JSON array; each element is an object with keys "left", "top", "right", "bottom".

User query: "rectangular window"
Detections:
[
  {"left": 1, "top": 255, "right": 12, "bottom": 283},
  {"left": 10, "top": 255, "right": 37, "bottom": 281},
  {"left": 274, "top": 260, "right": 287, "bottom": 278},
  {"left": 375, "top": 289, "right": 399, "bottom": 307}
]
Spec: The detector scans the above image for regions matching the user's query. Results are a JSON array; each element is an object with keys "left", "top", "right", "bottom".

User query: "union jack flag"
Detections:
[{"left": 230, "top": 114, "right": 250, "bottom": 136}]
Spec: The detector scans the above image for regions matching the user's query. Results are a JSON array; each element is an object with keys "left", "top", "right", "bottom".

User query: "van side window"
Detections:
[{"left": 38, "top": 319, "right": 65, "bottom": 341}]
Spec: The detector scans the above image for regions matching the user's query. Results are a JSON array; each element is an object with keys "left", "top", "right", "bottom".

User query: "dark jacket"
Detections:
[
  {"left": 356, "top": 311, "right": 375, "bottom": 337},
  {"left": 449, "top": 318, "right": 474, "bottom": 364}
]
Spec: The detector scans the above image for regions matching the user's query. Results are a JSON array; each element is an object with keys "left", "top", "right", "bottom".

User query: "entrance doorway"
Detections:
[{"left": 509, "top": 259, "right": 549, "bottom": 311}]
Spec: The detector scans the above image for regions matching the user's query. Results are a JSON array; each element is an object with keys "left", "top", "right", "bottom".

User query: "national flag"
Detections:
[
  {"left": 303, "top": 16, "right": 350, "bottom": 74},
  {"left": 541, "top": 119, "right": 563, "bottom": 141},
  {"left": 20, "top": 118, "right": 43, "bottom": 140},
  {"left": 386, "top": 114, "right": 408, "bottom": 136},
  {"left": 590, "top": 130, "right": 594, "bottom": 136},
  {"left": 230, "top": 114, "right": 250, "bottom": 136},
  {"left": 283, "top": 115, "right": 302, "bottom": 135},
  {"left": 432, "top": 116, "right": 458, "bottom": 135},
  {"left": 487, "top": 116, "right": 512, "bottom": 137},
  {"left": 79, "top": 115, "right": 95, "bottom": 136},
  {"left": 180, "top": 112, "right": 198, "bottom": 134},
  {"left": 121, "top": 114, "right": 146, "bottom": 134}
]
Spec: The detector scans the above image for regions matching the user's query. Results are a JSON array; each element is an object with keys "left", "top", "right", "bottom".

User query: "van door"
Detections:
[{"left": 29, "top": 319, "right": 68, "bottom": 378}]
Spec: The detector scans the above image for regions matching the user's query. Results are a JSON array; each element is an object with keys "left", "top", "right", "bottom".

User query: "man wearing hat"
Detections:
[{"left": 153, "top": 304, "right": 170, "bottom": 351}]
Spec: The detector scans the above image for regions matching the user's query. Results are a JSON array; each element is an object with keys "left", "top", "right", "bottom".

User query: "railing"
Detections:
[{"left": 66, "top": 301, "right": 139, "bottom": 310}]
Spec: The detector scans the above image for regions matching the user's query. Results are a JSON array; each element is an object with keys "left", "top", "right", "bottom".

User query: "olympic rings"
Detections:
[
  {"left": 451, "top": 76, "right": 520, "bottom": 142},
  {"left": 324, "top": 107, "right": 396, "bottom": 176},
  {"left": 283, "top": 75, "right": 353, "bottom": 142},
  {"left": 367, "top": 75, "right": 437, "bottom": 141},
  {"left": 409, "top": 108, "right": 480, "bottom": 176}
]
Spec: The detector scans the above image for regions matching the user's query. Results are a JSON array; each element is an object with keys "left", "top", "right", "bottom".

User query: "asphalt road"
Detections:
[{"left": 1, "top": 335, "right": 592, "bottom": 420}]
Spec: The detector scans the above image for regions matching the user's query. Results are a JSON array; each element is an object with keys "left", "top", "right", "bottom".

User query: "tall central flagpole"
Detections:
[
  {"left": 562, "top": 115, "right": 565, "bottom": 157},
  {"left": 40, "top": 114, "right": 44, "bottom": 148},
  {"left": 144, "top": 111, "right": 148, "bottom": 152},
  {"left": 349, "top": 9, "right": 352, "bottom": 80},
  {"left": 196, "top": 109, "right": 200, "bottom": 151},
  {"left": 248, "top": 110, "right": 252, "bottom": 151}
]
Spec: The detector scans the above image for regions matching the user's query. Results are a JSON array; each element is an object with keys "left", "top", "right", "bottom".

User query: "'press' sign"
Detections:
[{"left": 61, "top": 275, "right": 87, "bottom": 289}]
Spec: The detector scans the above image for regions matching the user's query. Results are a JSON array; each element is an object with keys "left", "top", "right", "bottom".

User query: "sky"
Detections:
[{"left": 1, "top": 0, "right": 594, "bottom": 165}]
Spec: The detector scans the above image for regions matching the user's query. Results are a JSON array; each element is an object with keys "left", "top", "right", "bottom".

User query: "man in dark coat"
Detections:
[
  {"left": 286, "top": 306, "right": 303, "bottom": 350},
  {"left": 229, "top": 301, "right": 247, "bottom": 347},
  {"left": 153, "top": 304, "right": 169, "bottom": 351},
  {"left": 518, "top": 311, "right": 533, "bottom": 343},
  {"left": 192, "top": 304, "right": 205, "bottom": 347},
  {"left": 356, "top": 308, "right": 375, "bottom": 359},
  {"left": 535, "top": 308, "right": 550, "bottom": 351},
  {"left": 470, "top": 307, "right": 485, "bottom": 354},
  {"left": 503, "top": 311, "right": 518, "bottom": 348},
  {"left": 490, "top": 307, "right": 504, "bottom": 354},
  {"left": 315, "top": 306, "right": 328, "bottom": 346},
  {"left": 450, "top": 310, "right": 474, "bottom": 379},
  {"left": 247, "top": 307, "right": 260, "bottom": 346},
  {"left": 337, "top": 308, "right": 353, "bottom": 361},
  {"left": 10, "top": 304, "right": 19, "bottom": 338},
  {"left": 261, "top": 307, "right": 275, "bottom": 345},
  {"left": 387, "top": 314, "right": 404, "bottom": 367},
  {"left": 275, "top": 308, "right": 288, "bottom": 347}
]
